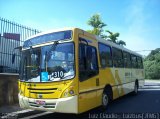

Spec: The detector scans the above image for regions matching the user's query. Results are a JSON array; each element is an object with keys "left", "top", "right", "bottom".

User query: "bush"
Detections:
[{"left": 144, "top": 48, "right": 160, "bottom": 79}]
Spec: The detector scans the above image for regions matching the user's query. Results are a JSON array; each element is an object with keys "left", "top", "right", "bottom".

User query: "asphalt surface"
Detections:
[
  {"left": 29, "top": 90, "right": 160, "bottom": 119},
  {"left": 1, "top": 80, "right": 160, "bottom": 119}
]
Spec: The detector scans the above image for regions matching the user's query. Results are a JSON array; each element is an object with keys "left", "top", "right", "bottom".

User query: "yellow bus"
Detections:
[{"left": 17, "top": 28, "right": 144, "bottom": 114}]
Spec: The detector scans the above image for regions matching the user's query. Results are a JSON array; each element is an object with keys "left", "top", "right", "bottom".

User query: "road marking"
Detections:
[
  {"left": 12, "top": 109, "right": 34, "bottom": 114},
  {"left": 144, "top": 85, "right": 160, "bottom": 87},
  {"left": 19, "top": 111, "right": 53, "bottom": 119},
  {"left": 1, "top": 109, "right": 33, "bottom": 119},
  {"left": 139, "top": 88, "right": 160, "bottom": 91}
]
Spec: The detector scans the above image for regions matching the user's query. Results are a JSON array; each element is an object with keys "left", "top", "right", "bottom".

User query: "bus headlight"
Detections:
[{"left": 62, "top": 87, "right": 75, "bottom": 98}]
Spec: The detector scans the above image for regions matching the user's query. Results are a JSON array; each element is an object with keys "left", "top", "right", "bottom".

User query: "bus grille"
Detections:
[
  {"left": 28, "top": 88, "right": 58, "bottom": 90},
  {"left": 28, "top": 88, "right": 57, "bottom": 95}
]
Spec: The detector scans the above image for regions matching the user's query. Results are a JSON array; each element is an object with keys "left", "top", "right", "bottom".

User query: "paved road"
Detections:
[
  {"left": 22, "top": 89, "right": 159, "bottom": 119},
  {"left": 1, "top": 82, "right": 160, "bottom": 119}
]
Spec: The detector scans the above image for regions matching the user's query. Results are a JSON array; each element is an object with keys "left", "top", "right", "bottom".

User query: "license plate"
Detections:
[{"left": 36, "top": 100, "right": 46, "bottom": 105}]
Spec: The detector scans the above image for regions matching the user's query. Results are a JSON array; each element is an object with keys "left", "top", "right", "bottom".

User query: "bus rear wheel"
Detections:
[{"left": 133, "top": 82, "right": 138, "bottom": 95}]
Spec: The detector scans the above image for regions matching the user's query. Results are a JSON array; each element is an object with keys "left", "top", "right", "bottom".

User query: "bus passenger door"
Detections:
[{"left": 78, "top": 38, "right": 99, "bottom": 113}]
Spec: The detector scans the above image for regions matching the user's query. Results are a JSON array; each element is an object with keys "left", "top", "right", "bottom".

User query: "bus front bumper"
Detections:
[{"left": 18, "top": 94, "right": 78, "bottom": 114}]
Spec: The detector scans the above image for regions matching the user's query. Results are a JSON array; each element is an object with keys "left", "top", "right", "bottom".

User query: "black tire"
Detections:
[
  {"left": 133, "top": 82, "right": 138, "bottom": 95},
  {"left": 102, "top": 91, "right": 109, "bottom": 109}
]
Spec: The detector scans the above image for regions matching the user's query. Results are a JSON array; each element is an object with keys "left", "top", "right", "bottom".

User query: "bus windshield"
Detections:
[{"left": 19, "top": 42, "right": 75, "bottom": 82}]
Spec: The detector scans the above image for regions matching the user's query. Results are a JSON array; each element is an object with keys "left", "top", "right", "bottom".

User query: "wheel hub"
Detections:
[{"left": 103, "top": 94, "right": 108, "bottom": 106}]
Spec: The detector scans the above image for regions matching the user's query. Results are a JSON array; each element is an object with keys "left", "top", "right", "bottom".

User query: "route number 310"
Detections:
[{"left": 52, "top": 71, "right": 64, "bottom": 78}]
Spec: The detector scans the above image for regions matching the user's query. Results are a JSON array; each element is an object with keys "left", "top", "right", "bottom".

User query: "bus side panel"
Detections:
[
  {"left": 132, "top": 68, "right": 140, "bottom": 87},
  {"left": 96, "top": 89, "right": 103, "bottom": 106},
  {"left": 78, "top": 32, "right": 100, "bottom": 113},
  {"left": 124, "top": 68, "right": 134, "bottom": 94},
  {"left": 114, "top": 68, "right": 125, "bottom": 96},
  {"left": 99, "top": 68, "right": 120, "bottom": 100},
  {"left": 136, "top": 68, "right": 145, "bottom": 88},
  {"left": 110, "top": 67, "right": 134, "bottom": 97},
  {"left": 78, "top": 77, "right": 98, "bottom": 113}
]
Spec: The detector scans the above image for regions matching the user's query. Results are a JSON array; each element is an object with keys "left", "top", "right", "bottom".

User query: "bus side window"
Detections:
[
  {"left": 131, "top": 55, "right": 138, "bottom": 68},
  {"left": 98, "top": 43, "right": 112, "bottom": 68},
  {"left": 123, "top": 51, "right": 131, "bottom": 68},
  {"left": 140, "top": 57, "right": 144, "bottom": 69},
  {"left": 79, "top": 43, "right": 99, "bottom": 81},
  {"left": 137, "top": 57, "right": 143, "bottom": 69},
  {"left": 112, "top": 47, "right": 123, "bottom": 68}
]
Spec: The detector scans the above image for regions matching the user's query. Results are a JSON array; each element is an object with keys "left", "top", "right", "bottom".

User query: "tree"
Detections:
[
  {"left": 144, "top": 48, "right": 160, "bottom": 79},
  {"left": 106, "top": 30, "right": 126, "bottom": 46},
  {"left": 117, "top": 40, "right": 126, "bottom": 46},
  {"left": 87, "top": 14, "right": 106, "bottom": 36},
  {"left": 87, "top": 14, "right": 126, "bottom": 46},
  {"left": 106, "top": 30, "right": 119, "bottom": 43}
]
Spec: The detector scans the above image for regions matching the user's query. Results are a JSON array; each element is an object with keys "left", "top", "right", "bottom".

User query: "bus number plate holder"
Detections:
[{"left": 36, "top": 100, "right": 46, "bottom": 105}]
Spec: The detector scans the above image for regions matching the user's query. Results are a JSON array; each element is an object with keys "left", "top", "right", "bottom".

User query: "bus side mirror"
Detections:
[{"left": 12, "top": 54, "right": 16, "bottom": 64}]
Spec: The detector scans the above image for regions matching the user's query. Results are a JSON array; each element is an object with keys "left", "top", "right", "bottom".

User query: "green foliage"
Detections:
[
  {"left": 87, "top": 14, "right": 106, "bottom": 29},
  {"left": 87, "top": 28, "right": 101, "bottom": 36},
  {"left": 106, "top": 30, "right": 126, "bottom": 46},
  {"left": 87, "top": 14, "right": 106, "bottom": 36},
  {"left": 144, "top": 48, "right": 160, "bottom": 79},
  {"left": 117, "top": 40, "right": 126, "bottom": 46},
  {"left": 106, "top": 30, "right": 119, "bottom": 43},
  {"left": 87, "top": 14, "right": 126, "bottom": 46}
]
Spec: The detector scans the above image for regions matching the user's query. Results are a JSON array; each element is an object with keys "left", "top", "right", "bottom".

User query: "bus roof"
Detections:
[
  {"left": 24, "top": 27, "right": 142, "bottom": 57},
  {"left": 95, "top": 35, "right": 142, "bottom": 57},
  {"left": 25, "top": 27, "right": 76, "bottom": 41},
  {"left": 78, "top": 28, "right": 142, "bottom": 57}
]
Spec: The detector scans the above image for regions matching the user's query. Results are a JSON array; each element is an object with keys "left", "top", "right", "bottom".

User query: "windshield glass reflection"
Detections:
[{"left": 19, "top": 42, "right": 75, "bottom": 82}]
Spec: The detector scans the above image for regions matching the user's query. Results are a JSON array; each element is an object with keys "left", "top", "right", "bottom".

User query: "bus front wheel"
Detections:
[{"left": 102, "top": 91, "right": 109, "bottom": 109}]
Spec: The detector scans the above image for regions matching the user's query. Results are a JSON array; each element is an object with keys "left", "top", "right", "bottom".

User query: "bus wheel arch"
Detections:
[{"left": 102, "top": 85, "right": 113, "bottom": 109}]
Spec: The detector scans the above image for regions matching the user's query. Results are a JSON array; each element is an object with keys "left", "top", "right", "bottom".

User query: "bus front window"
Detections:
[
  {"left": 19, "top": 42, "right": 75, "bottom": 82},
  {"left": 41, "top": 42, "right": 75, "bottom": 81},
  {"left": 19, "top": 48, "right": 41, "bottom": 82}
]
